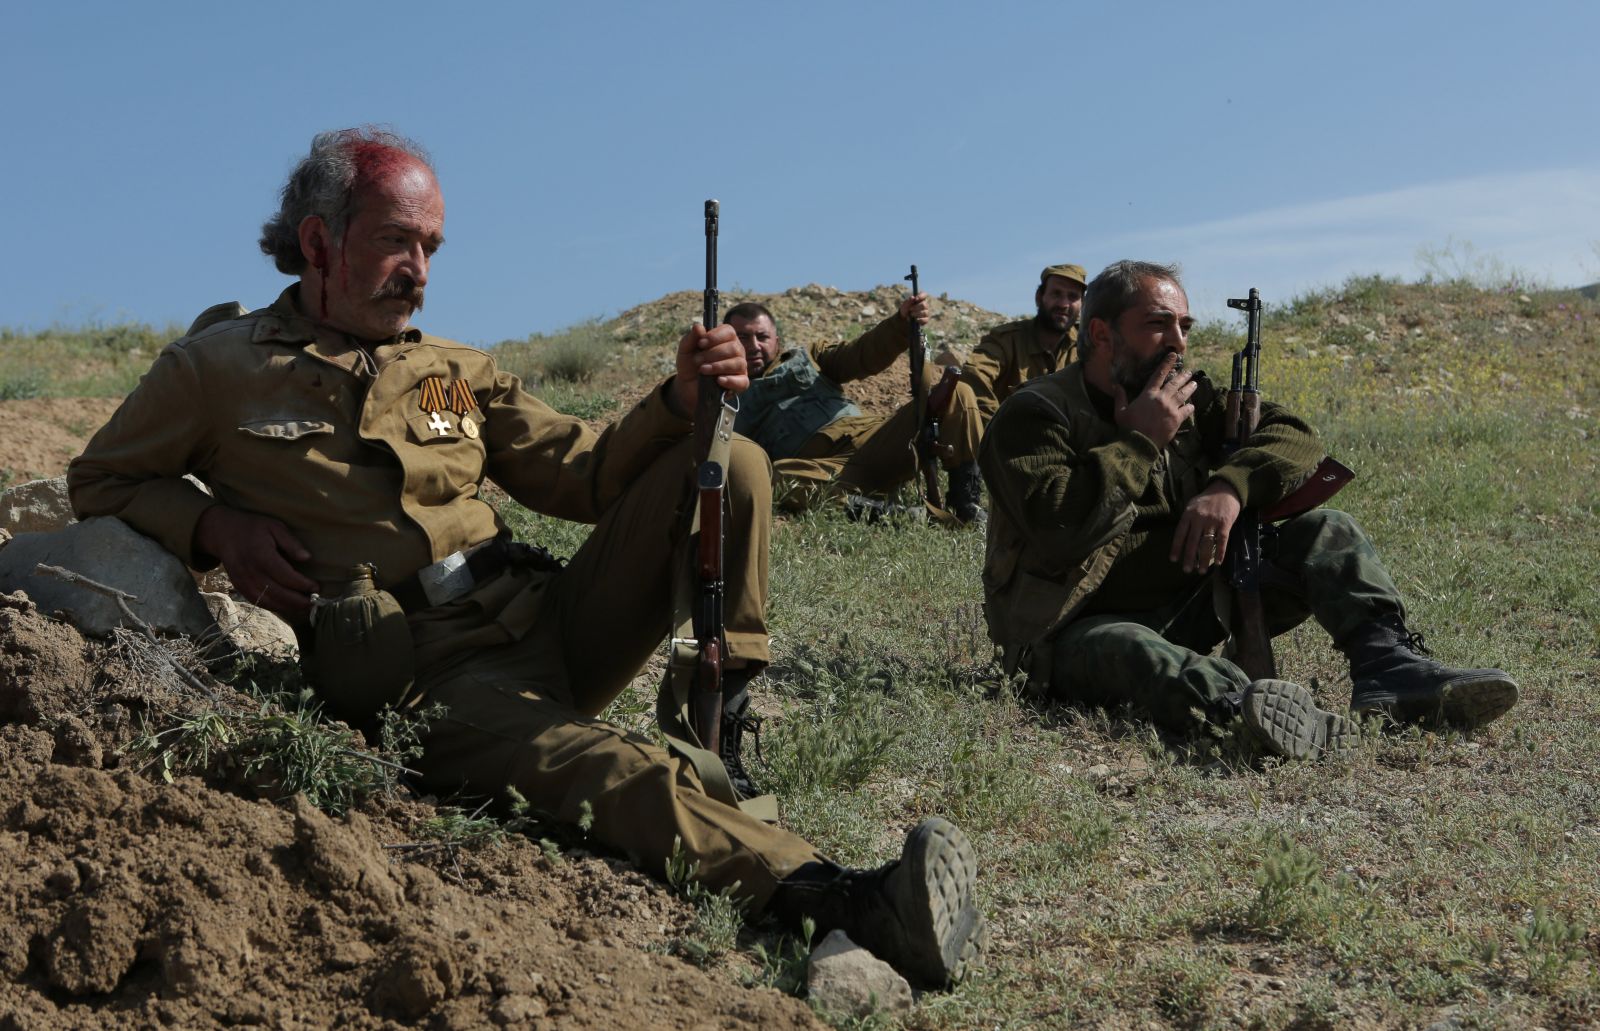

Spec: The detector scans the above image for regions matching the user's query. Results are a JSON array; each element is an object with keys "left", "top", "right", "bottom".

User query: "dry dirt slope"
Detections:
[{"left": 0, "top": 599, "right": 821, "bottom": 1029}]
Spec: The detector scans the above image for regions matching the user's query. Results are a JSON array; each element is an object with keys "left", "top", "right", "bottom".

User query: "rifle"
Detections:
[
  {"left": 691, "top": 199, "right": 725, "bottom": 755},
  {"left": 1221, "top": 289, "right": 1276, "bottom": 682},
  {"left": 904, "top": 266, "right": 959, "bottom": 508},
  {"left": 1220, "top": 288, "right": 1355, "bottom": 682}
]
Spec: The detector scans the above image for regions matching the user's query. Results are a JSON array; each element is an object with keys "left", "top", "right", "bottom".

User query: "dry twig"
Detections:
[{"left": 31, "top": 562, "right": 219, "bottom": 700}]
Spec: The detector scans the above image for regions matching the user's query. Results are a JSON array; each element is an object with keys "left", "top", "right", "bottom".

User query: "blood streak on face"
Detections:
[{"left": 341, "top": 142, "right": 416, "bottom": 293}]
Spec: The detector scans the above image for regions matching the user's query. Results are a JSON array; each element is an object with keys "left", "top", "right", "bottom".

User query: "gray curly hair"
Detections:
[
  {"left": 258, "top": 126, "right": 434, "bottom": 275},
  {"left": 1078, "top": 260, "right": 1184, "bottom": 360}
]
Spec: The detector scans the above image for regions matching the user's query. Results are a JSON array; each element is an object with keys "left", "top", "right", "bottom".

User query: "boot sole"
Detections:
[
  {"left": 896, "top": 817, "right": 986, "bottom": 987},
  {"left": 1243, "top": 680, "right": 1359, "bottom": 761},
  {"left": 1354, "top": 672, "right": 1519, "bottom": 729}
]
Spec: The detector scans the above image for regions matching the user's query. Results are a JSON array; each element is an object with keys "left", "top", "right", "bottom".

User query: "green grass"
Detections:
[
  {"left": 12, "top": 278, "right": 1600, "bottom": 1028},
  {"left": 0, "top": 321, "right": 181, "bottom": 397}
]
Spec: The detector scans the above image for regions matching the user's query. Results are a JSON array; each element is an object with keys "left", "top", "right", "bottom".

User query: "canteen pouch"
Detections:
[{"left": 306, "top": 564, "right": 415, "bottom": 725}]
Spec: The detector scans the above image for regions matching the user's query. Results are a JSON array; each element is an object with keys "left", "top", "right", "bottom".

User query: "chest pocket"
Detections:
[{"left": 401, "top": 409, "right": 489, "bottom": 494}]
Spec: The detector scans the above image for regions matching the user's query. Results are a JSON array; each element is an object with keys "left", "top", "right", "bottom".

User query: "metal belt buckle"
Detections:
[{"left": 418, "top": 550, "right": 474, "bottom": 608}]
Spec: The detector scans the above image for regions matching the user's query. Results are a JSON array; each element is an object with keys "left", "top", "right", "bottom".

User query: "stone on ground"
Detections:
[{"left": 806, "top": 928, "right": 913, "bottom": 1020}]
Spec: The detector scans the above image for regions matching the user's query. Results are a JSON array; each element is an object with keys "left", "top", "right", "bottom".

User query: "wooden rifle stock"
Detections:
[
  {"left": 691, "top": 199, "right": 725, "bottom": 753},
  {"left": 692, "top": 462, "right": 724, "bottom": 754}
]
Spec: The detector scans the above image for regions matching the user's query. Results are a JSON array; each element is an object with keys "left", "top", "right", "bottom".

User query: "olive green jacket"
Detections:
[
  {"left": 978, "top": 363, "right": 1323, "bottom": 684},
  {"left": 959, "top": 317, "right": 1078, "bottom": 423},
  {"left": 68, "top": 287, "right": 691, "bottom": 595}
]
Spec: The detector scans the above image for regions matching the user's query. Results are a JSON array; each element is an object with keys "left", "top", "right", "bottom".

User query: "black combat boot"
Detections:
[
  {"left": 1238, "top": 679, "right": 1361, "bottom": 761},
  {"left": 1340, "top": 615, "right": 1518, "bottom": 728},
  {"left": 767, "top": 817, "right": 988, "bottom": 989},
  {"left": 944, "top": 461, "right": 985, "bottom": 526},
  {"left": 719, "top": 670, "right": 765, "bottom": 800}
]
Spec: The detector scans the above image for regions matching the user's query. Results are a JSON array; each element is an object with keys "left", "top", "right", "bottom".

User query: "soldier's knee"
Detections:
[
  {"left": 727, "top": 435, "right": 774, "bottom": 508},
  {"left": 1285, "top": 506, "right": 1363, "bottom": 542}
]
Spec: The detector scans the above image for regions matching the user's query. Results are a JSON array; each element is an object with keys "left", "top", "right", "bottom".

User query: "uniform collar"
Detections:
[
  {"left": 252, "top": 285, "right": 424, "bottom": 375},
  {"left": 1028, "top": 316, "right": 1077, "bottom": 360}
]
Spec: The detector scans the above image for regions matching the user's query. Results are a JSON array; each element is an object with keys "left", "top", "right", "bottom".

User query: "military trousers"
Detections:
[
  {"left": 772, "top": 377, "right": 983, "bottom": 509},
  {"left": 1048, "top": 508, "right": 1405, "bottom": 733},
  {"left": 404, "top": 435, "right": 824, "bottom": 909}
]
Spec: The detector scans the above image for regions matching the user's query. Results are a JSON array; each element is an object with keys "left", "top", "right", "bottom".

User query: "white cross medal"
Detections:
[{"left": 427, "top": 411, "right": 452, "bottom": 436}]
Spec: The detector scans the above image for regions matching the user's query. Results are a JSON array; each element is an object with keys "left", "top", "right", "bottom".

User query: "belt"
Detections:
[{"left": 390, "top": 537, "right": 511, "bottom": 614}]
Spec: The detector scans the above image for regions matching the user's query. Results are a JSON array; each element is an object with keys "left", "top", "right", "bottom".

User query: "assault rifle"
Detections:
[
  {"left": 1221, "top": 288, "right": 1355, "bottom": 682},
  {"left": 691, "top": 199, "right": 725, "bottom": 754},
  {"left": 905, "top": 265, "right": 960, "bottom": 509}
]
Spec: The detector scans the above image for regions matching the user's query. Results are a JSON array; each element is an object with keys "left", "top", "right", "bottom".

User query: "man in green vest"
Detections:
[
  {"left": 960, "top": 263, "right": 1087, "bottom": 425},
  {"left": 979, "top": 259, "right": 1518, "bottom": 757},
  {"left": 727, "top": 296, "right": 987, "bottom": 523}
]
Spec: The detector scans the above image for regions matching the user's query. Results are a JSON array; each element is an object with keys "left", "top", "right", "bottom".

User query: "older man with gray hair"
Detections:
[{"left": 69, "top": 126, "right": 989, "bottom": 990}]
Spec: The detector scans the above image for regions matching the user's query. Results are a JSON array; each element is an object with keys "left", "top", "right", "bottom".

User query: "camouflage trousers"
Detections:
[
  {"left": 772, "top": 378, "right": 983, "bottom": 511},
  {"left": 1047, "top": 509, "right": 1404, "bottom": 733}
]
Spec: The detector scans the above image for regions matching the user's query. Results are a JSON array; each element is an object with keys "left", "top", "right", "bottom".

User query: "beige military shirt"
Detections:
[
  {"left": 68, "top": 287, "right": 691, "bottom": 594},
  {"left": 959, "top": 317, "right": 1078, "bottom": 423}
]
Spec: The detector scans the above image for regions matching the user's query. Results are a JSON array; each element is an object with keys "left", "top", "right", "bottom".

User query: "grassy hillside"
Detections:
[
  {"left": 504, "top": 275, "right": 1600, "bottom": 1028},
  {"left": 4, "top": 275, "right": 1598, "bottom": 1027}
]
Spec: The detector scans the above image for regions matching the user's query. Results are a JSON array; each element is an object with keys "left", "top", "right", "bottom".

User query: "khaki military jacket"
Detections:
[
  {"left": 979, "top": 363, "right": 1322, "bottom": 683},
  {"left": 959, "top": 317, "right": 1078, "bottom": 423},
  {"left": 68, "top": 287, "right": 691, "bottom": 594}
]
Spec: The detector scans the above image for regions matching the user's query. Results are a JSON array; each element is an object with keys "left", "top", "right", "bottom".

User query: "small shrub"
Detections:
[
  {"left": 496, "top": 319, "right": 616, "bottom": 385},
  {"left": 664, "top": 835, "right": 747, "bottom": 965}
]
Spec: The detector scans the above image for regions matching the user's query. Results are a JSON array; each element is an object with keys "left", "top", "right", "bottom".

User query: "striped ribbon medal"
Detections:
[{"left": 419, "top": 377, "right": 482, "bottom": 439}]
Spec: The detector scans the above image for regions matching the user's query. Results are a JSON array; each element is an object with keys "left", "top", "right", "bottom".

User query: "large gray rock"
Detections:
[
  {"left": 0, "top": 477, "right": 74, "bottom": 535},
  {"left": 806, "top": 929, "right": 913, "bottom": 1020},
  {"left": 0, "top": 517, "right": 214, "bottom": 638}
]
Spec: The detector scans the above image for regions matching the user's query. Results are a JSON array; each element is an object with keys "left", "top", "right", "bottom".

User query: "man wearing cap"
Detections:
[
  {"left": 960, "top": 263, "right": 1087, "bottom": 425},
  {"left": 978, "top": 259, "right": 1519, "bottom": 758},
  {"left": 726, "top": 296, "right": 987, "bottom": 523},
  {"left": 67, "top": 126, "right": 989, "bottom": 990}
]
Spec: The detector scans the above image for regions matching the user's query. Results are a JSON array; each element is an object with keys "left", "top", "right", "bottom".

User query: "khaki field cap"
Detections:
[{"left": 1040, "top": 263, "right": 1087, "bottom": 288}]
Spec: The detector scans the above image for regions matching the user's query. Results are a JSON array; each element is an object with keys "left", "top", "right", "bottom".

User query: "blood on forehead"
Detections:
[{"left": 349, "top": 141, "right": 423, "bottom": 191}]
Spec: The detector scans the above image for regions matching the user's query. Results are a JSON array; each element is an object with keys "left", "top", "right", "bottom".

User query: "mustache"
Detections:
[{"left": 374, "top": 276, "right": 425, "bottom": 309}]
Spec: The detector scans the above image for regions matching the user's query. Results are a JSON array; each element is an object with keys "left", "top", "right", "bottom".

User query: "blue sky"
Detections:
[{"left": 4, "top": 1, "right": 1595, "bottom": 346}]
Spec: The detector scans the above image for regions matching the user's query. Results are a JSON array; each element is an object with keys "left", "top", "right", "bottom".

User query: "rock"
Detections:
[
  {"left": 201, "top": 592, "right": 299, "bottom": 662},
  {"left": 0, "top": 476, "right": 74, "bottom": 535},
  {"left": 806, "top": 929, "right": 913, "bottom": 1020},
  {"left": 0, "top": 517, "right": 214, "bottom": 637}
]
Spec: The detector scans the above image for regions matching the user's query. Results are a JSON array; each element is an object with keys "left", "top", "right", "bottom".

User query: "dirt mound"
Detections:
[
  {"left": 0, "top": 398, "right": 123, "bottom": 484},
  {"left": 0, "top": 595, "right": 820, "bottom": 1029}
]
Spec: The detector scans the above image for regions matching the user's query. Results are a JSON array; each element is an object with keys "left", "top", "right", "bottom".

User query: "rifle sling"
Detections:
[{"left": 655, "top": 397, "right": 779, "bottom": 823}]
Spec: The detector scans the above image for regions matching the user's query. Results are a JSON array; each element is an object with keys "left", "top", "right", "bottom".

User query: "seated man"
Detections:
[
  {"left": 979, "top": 260, "right": 1518, "bottom": 757},
  {"left": 960, "top": 263, "right": 1086, "bottom": 425},
  {"left": 67, "top": 127, "right": 987, "bottom": 988},
  {"left": 726, "top": 298, "right": 987, "bottom": 523}
]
